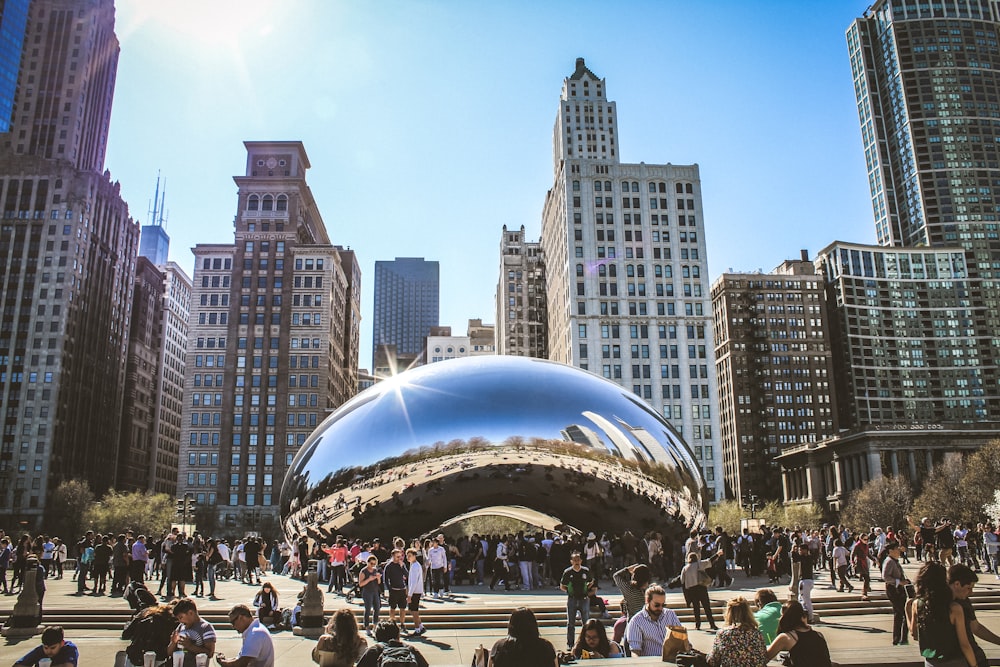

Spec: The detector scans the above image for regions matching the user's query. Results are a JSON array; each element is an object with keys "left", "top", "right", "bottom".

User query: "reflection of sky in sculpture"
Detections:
[{"left": 280, "top": 356, "right": 707, "bottom": 540}]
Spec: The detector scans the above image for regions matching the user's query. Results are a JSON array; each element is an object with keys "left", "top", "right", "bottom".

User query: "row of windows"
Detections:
[
  {"left": 246, "top": 194, "right": 287, "bottom": 212},
  {"left": 572, "top": 180, "right": 695, "bottom": 194}
]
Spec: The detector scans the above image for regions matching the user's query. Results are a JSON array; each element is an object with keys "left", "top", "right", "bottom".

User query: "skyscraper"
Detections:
[
  {"left": 0, "top": 0, "right": 137, "bottom": 528},
  {"left": 711, "top": 255, "right": 837, "bottom": 502},
  {"left": 371, "top": 257, "right": 439, "bottom": 372},
  {"left": 0, "top": 0, "right": 29, "bottom": 133},
  {"left": 775, "top": 1, "right": 1000, "bottom": 510},
  {"left": 138, "top": 174, "right": 169, "bottom": 266},
  {"left": 178, "top": 141, "right": 361, "bottom": 534},
  {"left": 539, "top": 58, "right": 723, "bottom": 499},
  {"left": 496, "top": 225, "right": 547, "bottom": 358}
]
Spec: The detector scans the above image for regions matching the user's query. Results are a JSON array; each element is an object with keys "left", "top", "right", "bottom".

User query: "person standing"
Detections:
[
  {"left": 325, "top": 538, "right": 348, "bottom": 594},
  {"left": 383, "top": 549, "right": 408, "bottom": 630},
  {"left": 794, "top": 543, "right": 817, "bottom": 624},
  {"left": 881, "top": 541, "right": 910, "bottom": 646},
  {"left": 404, "top": 548, "right": 426, "bottom": 637},
  {"left": 74, "top": 532, "right": 93, "bottom": 595},
  {"left": 490, "top": 537, "right": 511, "bottom": 591},
  {"left": 560, "top": 551, "right": 595, "bottom": 650},
  {"left": 91, "top": 536, "right": 113, "bottom": 595},
  {"left": 358, "top": 555, "right": 382, "bottom": 635},
  {"left": 426, "top": 537, "right": 447, "bottom": 598},
  {"left": 130, "top": 535, "right": 148, "bottom": 585},
  {"left": 218, "top": 604, "right": 275, "bottom": 667},
  {"left": 111, "top": 534, "right": 130, "bottom": 595},
  {"left": 40, "top": 536, "right": 54, "bottom": 579}
]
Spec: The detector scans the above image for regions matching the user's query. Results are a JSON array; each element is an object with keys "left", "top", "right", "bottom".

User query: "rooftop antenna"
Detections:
[{"left": 148, "top": 171, "right": 162, "bottom": 227}]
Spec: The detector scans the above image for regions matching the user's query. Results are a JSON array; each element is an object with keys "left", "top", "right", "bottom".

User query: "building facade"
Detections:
[
  {"left": 539, "top": 58, "right": 723, "bottom": 499},
  {"left": 711, "top": 255, "right": 837, "bottom": 503},
  {"left": 371, "top": 257, "right": 439, "bottom": 371},
  {"left": 496, "top": 224, "right": 548, "bottom": 358},
  {"left": 426, "top": 319, "right": 496, "bottom": 363},
  {"left": 0, "top": 0, "right": 138, "bottom": 528},
  {"left": 0, "top": 0, "right": 29, "bottom": 133},
  {"left": 178, "top": 141, "right": 361, "bottom": 534}
]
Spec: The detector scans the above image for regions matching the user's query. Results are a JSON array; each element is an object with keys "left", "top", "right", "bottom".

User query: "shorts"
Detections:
[
  {"left": 388, "top": 589, "right": 407, "bottom": 609},
  {"left": 407, "top": 593, "right": 421, "bottom": 611}
]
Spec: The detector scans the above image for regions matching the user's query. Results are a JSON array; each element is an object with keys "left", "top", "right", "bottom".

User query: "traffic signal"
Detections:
[{"left": 176, "top": 499, "right": 185, "bottom": 518}]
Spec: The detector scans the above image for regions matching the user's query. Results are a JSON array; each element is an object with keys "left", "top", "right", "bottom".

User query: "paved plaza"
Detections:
[{"left": 2, "top": 560, "right": 1000, "bottom": 665}]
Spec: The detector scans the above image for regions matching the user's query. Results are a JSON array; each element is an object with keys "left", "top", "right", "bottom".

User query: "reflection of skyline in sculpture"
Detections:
[{"left": 279, "top": 356, "right": 707, "bottom": 542}]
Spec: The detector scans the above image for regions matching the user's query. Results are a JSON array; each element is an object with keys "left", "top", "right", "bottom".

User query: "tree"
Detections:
[
  {"left": 912, "top": 456, "right": 971, "bottom": 524},
  {"left": 957, "top": 439, "right": 1000, "bottom": 522},
  {"left": 707, "top": 500, "right": 743, "bottom": 534},
  {"left": 840, "top": 475, "right": 913, "bottom": 533},
  {"left": 49, "top": 480, "right": 94, "bottom": 540},
  {"left": 84, "top": 490, "right": 175, "bottom": 536},
  {"left": 782, "top": 503, "right": 824, "bottom": 530}
]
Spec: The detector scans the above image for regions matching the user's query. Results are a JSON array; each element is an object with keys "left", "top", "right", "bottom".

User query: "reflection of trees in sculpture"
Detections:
[{"left": 282, "top": 435, "right": 703, "bottom": 541}]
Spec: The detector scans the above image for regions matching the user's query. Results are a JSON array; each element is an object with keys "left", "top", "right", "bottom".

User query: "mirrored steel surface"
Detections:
[{"left": 280, "top": 356, "right": 707, "bottom": 541}]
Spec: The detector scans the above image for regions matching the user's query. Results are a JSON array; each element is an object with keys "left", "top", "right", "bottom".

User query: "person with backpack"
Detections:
[{"left": 355, "top": 621, "right": 429, "bottom": 667}]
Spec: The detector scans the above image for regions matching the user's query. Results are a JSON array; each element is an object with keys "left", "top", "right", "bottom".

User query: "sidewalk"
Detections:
[{"left": 1, "top": 559, "right": 997, "bottom": 665}]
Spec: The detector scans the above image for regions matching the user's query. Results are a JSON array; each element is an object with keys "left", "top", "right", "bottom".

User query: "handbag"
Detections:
[
  {"left": 470, "top": 644, "right": 487, "bottom": 667},
  {"left": 675, "top": 649, "right": 709, "bottom": 667},
  {"left": 667, "top": 574, "right": 682, "bottom": 589}
]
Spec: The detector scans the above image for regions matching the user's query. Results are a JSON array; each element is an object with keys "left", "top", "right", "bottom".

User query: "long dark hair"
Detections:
[
  {"left": 507, "top": 607, "right": 541, "bottom": 642},
  {"left": 915, "top": 561, "right": 952, "bottom": 626},
  {"left": 573, "top": 618, "right": 611, "bottom": 658},
  {"left": 326, "top": 608, "right": 363, "bottom": 660},
  {"left": 776, "top": 600, "right": 809, "bottom": 635}
]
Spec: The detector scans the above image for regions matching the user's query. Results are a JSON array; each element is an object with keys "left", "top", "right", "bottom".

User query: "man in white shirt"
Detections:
[
  {"left": 426, "top": 538, "right": 447, "bottom": 599},
  {"left": 218, "top": 603, "right": 274, "bottom": 667},
  {"left": 625, "top": 585, "right": 680, "bottom": 656}
]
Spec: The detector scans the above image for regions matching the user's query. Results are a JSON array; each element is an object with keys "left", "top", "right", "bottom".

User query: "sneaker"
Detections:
[{"left": 417, "top": 626, "right": 426, "bottom": 635}]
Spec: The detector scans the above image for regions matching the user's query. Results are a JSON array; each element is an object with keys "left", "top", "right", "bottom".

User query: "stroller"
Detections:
[{"left": 124, "top": 581, "right": 157, "bottom": 613}]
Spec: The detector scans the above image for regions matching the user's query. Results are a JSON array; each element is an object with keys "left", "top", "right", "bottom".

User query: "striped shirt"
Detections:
[{"left": 625, "top": 606, "right": 680, "bottom": 656}]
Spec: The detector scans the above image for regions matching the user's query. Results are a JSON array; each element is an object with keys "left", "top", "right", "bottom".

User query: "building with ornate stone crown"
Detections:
[
  {"left": 0, "top": 0, "right": 139, "bottom": 528},
  {"left": 178, "top": 141, "right": 361, "bottom": 534},
  {"left": 538, "top": 58, "right": 723, "bottom": 500}
]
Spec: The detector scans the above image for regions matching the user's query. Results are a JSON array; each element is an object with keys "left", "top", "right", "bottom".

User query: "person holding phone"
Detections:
[{"left": 881, "top": 541, "right": 910, "bottom": 646}]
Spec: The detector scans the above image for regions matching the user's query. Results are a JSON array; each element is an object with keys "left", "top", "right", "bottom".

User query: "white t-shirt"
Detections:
[{"left": 238, "top": 619, "right": 275, "bottom": 667}]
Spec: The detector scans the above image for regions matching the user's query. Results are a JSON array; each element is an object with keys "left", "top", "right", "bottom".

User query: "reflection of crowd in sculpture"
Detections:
[{"left": 283, "top": 444, "right": 703, "bottom": 542}]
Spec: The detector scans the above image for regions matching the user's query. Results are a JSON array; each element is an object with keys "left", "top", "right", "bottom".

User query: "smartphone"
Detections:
[{"left": 905, "top": 584, "right": 915, "bottom": 598}]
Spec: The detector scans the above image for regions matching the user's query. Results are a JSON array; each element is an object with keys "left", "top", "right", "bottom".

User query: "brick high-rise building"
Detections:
[
  {"left": 539, "top": 58, "right": 723, "bottom": 499},
  {"left": 711, "top": 255, "right": 837, "bottom": 503},
  {"left": 178, "top": 141, "right": 361, "bottom": 533},
  {"left": 0, "top": 0, "right": 138, "bottom": 528}
]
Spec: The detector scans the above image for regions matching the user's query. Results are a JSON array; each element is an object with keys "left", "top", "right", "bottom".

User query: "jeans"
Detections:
[
  {"left": 431, "top": 567, "right": 445, "bottom": 594},
  {"left": 519, "top": 561, "right": 533, "bottom": 590},
  {"left": 207, "top": 563, "right": 217, "bottom": 596},
  {"left": 566, "top": 597, "right": 590, "bottom": 648},
  {"left": 799, "top": 578, "right": 814, "bottom": 621},
  {"left": 316, "top": 559, "right": 328, "bottom": 583},
  {"left": 362, "top": 587, "right": 381, "bottom": 629},
  {"left": 886, "top": 584, "right": 908, "bottom": 644},
  {"left": 77, "top": 564, "right": 90, "bottom": 593},
  {"left": 328, "top": 564, "right": 346, "bottom": 593}
]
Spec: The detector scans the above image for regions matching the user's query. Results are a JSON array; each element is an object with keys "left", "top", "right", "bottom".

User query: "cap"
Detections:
[{"left": 587, "top": 532, "right": 596, "bottom": 540}]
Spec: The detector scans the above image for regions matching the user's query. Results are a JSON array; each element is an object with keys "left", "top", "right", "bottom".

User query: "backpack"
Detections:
[
  {"left": 377, "top": 643, "right": 418, "bottom": 667},
  {"left": 81, "top": 547, "right": 94, "bottom": 565}
]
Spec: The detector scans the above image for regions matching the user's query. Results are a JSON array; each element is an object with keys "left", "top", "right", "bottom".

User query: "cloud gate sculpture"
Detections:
[{"left": 280, "top": 356, "right": 707, "bottom": 543}]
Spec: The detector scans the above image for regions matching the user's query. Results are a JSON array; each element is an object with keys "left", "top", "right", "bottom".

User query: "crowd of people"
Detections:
[{"left": 5, "top": 514, "right": 1000, "bottom": 665}]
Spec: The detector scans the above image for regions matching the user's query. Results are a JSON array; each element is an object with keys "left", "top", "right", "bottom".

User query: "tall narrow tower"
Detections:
[
  {"left": 539, "top": 58, "right": 724, "bottom": 500},
  {"left": 178, "top": 141, "right": 361, "bottom": 534}
]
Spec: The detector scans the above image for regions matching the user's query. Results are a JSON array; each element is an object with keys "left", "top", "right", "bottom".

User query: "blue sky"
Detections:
[{"left": 106, "top": 1, "right": 874, "bottom": 367}]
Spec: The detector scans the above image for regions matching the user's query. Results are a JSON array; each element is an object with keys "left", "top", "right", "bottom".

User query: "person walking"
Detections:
[
  {"left": 681, "top": 551, "right": 719, "bottom": 631},
  {"left": 794, "top": 543, "right": 817, "bottom": 623},
  {"left": 560, "top": 551, "right": 595, "bottom": 650}
]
